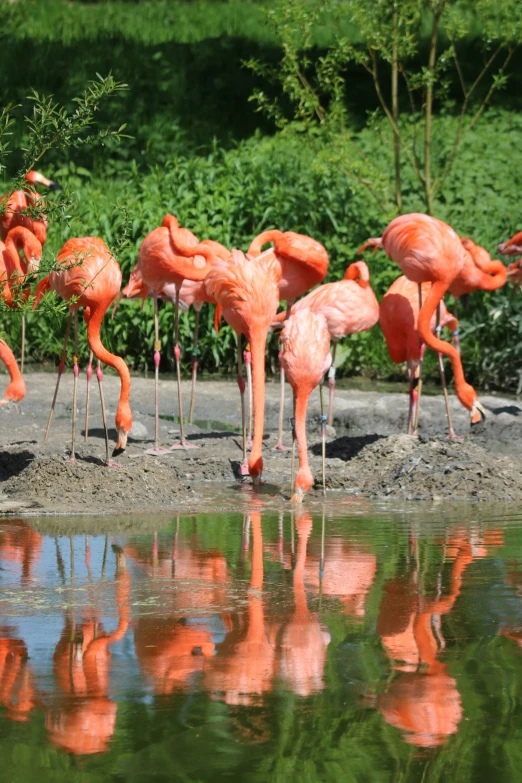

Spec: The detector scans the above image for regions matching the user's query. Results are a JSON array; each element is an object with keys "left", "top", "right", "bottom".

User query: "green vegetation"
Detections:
[{"left": 0, "top": 0, "right": 521, "bottom": 390}]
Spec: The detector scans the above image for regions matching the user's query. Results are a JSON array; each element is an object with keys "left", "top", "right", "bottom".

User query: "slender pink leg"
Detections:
[
  {"left": 244, "top": 345, "right": 253, "bottom": 449},
  {"left": 412, "top": 344, "right": 425, "bottom": 436},
  {"left": 407, "top": 360, "right": 415, "bottom": 435},
  {"left": 66, "top": 312, "right": 80, "bottom": 463},
  {"left": 44, "top": 310, "right": 73, "bottom": 443},
  {"left": 145, "top": 295, "right": 169, "bottom": 455},
  {"left": 20, "top": 313, "right": 25, "bottom": 374},
  {"left": 96, "top": 361, "right": 120, "bottom": 467},
  {"left": 436, "top": 305, "right": 462, "bottom": 441},
  {"left": 171, "top": 288, "right": 197, "bottom": 449},
  {"left": 84, "top": 350, "right": 93, "bottom": 441},
  {"left": 188, "top": 306, "right": 201, "bottom": 424},
  {"left": 273, "top": 302, "right": 294, "bottom": 452},
  {"left": 237, "top": 335, "right": 249, "bottom": 476},
  {"left": 327, "top": 339, "right": 338, "bottom": 426},
  {"left": 453, "top": 299, "right": 461, "bottom": 354}
]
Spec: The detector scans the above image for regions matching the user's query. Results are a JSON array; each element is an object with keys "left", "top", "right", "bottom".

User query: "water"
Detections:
[{"left": 1, "top": 500, "right": 522, "bottom": 781}]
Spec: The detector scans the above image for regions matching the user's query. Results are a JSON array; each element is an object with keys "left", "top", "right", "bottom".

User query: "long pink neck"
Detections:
[
  {"left": 86, "top": 300, "right": 131, "bottom": 414},
  {"left": 248, "top": 333, "right": 268, "bottom": 481},
  {"left": 4, "top": 228, "right": 36, "bottom": 277},
  {"left": 248, "top": 230, "right": 283, "bottom": 257},
  {"left": 294, "top": 388, "right": 313, "bottom": 494},
  {"left": 294, "top": 520, "right": 311, "bottom": 616},
  {"left": 162, "top": 215, "right": 214, "bottom": 281},
  {"left": 0, "top": 339, "right": 25, "bottom": 402}
]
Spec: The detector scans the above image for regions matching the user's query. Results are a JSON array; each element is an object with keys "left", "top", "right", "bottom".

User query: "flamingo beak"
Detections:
[
  {"left": 49, "top": 180, "right": 62, "bottom": 191},
  {"left": 27, "top": 255, "right": 41, "bottom": 274},
  {"left": 112, "top": 430, "right": 128, "bottom": 456},
  {"left": 470, "top": 400, "right": 486, "bottom": 426},
  {"left": 290, "top": 490, "right": 304, "bottom": 504}
]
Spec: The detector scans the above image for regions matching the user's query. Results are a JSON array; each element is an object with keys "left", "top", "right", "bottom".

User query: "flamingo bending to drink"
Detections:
[
  {"left": 359, "top": 213, "right": 486, "bottom": 425},
  {"left": 273, "top": 261, "right": 379, "bottom": 426},
  {"left": 34, "top": 237, "right": 132, "bottom": 463},
  {"left": 380, "top": 275, "right": 459, "bottom": 437},
  {"left": 280, "top": 309, "right": 332, "bottom": 501},
  {"left": 248, "top": 230, "right": 329, "bottom": 450}
]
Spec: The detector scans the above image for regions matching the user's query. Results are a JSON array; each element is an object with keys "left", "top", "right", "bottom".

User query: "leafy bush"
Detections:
[{"left": 1, "top": 109, "right": 520, "bottom": 389}]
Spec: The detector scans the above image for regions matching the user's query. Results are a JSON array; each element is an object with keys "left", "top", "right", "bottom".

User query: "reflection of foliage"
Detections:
[{"left": 3, "top": 509, "right": 522, "bottom": 780}]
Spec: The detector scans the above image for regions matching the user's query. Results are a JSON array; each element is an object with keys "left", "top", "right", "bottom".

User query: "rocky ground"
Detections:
[{"left": 1, "top": 370, "right": 522, "bottom": 514}]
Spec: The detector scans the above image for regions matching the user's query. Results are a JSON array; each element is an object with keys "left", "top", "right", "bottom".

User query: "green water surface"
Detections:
[{"left": 1, "top": 499, "right": 521, "bottom": 781}]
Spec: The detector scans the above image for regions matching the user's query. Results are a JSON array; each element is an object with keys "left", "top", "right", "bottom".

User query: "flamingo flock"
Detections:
[{"left": 1, "top": 174, "right": 520, "bottom": 500}]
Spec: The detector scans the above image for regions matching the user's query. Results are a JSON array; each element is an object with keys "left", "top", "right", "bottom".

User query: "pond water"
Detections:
[{"left": 1, "top": 499, "right": 522, "bottom": 781}]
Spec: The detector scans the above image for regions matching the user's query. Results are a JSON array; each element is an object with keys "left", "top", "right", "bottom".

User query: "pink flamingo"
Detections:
[
  {"left": 0, "top": 170, "right": 61, "bottom": 246},
  {"left": 0, "top": 227, "right": 42, "bottom": 405},
  {"left": 137, "top": 216, "right": 217, "bottom": 453},
  {"left": 280, "top": 308, "right": 332, "bottom": 501},
  {"left": 380, "top": 275, "right": 459, "bottom": 437},
  {"left": 34, "top": 237, "right": 132, "bottom": 464},
  {"left": 359, "top": 213, "right": 486, "bottom": 425},
  {"left": 248, "top": 230, "right": 329, "bottom": 450},
  {"left": 273, "top": 261, "right": 379, "bottom": 426}
]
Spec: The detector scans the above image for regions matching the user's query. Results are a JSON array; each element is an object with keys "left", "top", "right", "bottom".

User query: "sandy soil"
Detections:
[{"left": 1, "top": 370, "right": 522, "bottom": 513}]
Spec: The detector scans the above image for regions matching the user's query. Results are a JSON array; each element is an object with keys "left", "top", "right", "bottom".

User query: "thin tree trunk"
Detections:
[
  {"left": 392, "top": 9, "right": 402, "bottom": 214},
  {"left": 424, "top": 2, "right": 445, "bottom": 215}
]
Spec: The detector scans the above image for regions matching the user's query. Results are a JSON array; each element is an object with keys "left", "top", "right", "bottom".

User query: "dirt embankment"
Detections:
[{"left": 1, "top": 371, "right": 522, "bottom": 513}]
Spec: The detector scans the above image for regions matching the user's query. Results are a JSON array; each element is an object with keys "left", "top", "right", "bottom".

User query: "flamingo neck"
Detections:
[
  {"left": 4, "top": 229, "right": 33, "bottom": 277},
  {"left": 248, "top": 335, "right": 268, "bottom": 482},
  {"left": 294, "top": 389, "right": 314, "bottom": 496},
  {"left": 86, "top": 301, "right": 131, "bottom": 425},
  {"left": 248, "top": 230, "right": 282, "bottom": 257},
  {"left": 293, "top": 523, "right": 311, "bottom": 615}
]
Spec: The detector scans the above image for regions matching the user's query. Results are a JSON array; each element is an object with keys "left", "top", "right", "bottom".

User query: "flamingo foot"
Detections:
[
  {"left": 290, "top": 492, "right": 304, "bottom": 503},
  {"left": 144, "top": 446, "right": 171, "bottom": 456},
  {"left": 170, "top": 440, "right": 199, "bottom": 450},
  {"left": 446, "top": 431, "right": 464, "bottom": 442},
  {"left": 239, "top": 461, "right": 250, "bottom": 477},
  {"left": 246, "top": 438, "right": 253, "bottom": 450},
  {"left": 104, "top": 459, "right": 123, "bottom": 468},
  {"left": 272, "top": 441, "right": 291, "bottom": 452},
  {"left": 64, "top": 457, "right": 77, "bottom": 464}
]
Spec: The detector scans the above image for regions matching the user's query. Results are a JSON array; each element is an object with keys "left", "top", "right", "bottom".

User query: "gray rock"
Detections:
[{"left": 130, "top": 421, "right": 148, "bottom": 439}]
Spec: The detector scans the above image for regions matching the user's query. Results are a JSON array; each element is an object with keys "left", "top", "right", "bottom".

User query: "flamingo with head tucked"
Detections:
[
  {"left": 0, "top": 170, "right": 61, "bottom": 246},
  {"left": 248, "top": 230, "right": 329, "bottom": 450},
  {"left": 359, "top": 213, "right": 486, "bottom": 425},
  {"left": 34, "top": 237, "right": 132, "bottom": 464},
  {"left": 137, "top": 216, "right": 217, "bottom": 453}
]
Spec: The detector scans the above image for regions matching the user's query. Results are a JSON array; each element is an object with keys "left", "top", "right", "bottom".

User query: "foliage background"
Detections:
[{"left": 1, "top": 0, "right": 522, "bottom": 390}]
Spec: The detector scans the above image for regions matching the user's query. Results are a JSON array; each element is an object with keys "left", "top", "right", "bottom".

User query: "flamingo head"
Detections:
[
  {"left": 25, "top": 170, "right": 62, "bottom": 191},
  {"left": 113, "top": 402, "right": 133, "bottom": 455},
  {"left": 21, "top": 230, "right": 43, "bottom": 273},
  {"left": 291, "top": 466, "right": 314, "bottom": 503},
  {"left": 344, "top": 260, "right": 370, "bottom": 287},
  {"left": 470, "top": 399, "right": 486, "bottom": 426},
  {"left": 248, "top": 454, "right": 263, "bottom": 485},
  {"left": 498, "top": 231, "right": 522, "bottom": 258}
]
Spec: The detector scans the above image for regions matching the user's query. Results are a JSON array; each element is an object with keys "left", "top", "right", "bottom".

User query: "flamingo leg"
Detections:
[
  {"left": 145, "top": 295, "right": 169, "bottom": 455},
  {"left": 68, "top": 311, "right": 80, "bottom": 462},
  {"left": 20, "top": 313, "right": 25, "bottom": 374},
  {"left": 237, "top": 334, "right": 249, "bottom": 476},
  {"left": 412, "top": 284, "right": 424, "bottom": 435},
  {"left": 44, "top": 310, "right": 73, "bottom": 444},
  {"left": 245, "top": 344, "right": 253, "bottom": 449},
  {"left": 319, "top": 381, "right": 327, "bottom": 496},
  {"left": 327, "top": 339, "right": 338, "bottom": 427},
  {"left": 95, "top": 361, "right": 119, "bottom": 467},
  {"left": 84, "top": 350, "right": 93, "bottom": 441},
  {"left": 290, "top": 409, "right": 296, "bottom": 493},
  {"left": 407, "top": 360, "right": 415, "bottom": 435},
  {"left": 436, "top": 304, "right": 462, "bottom": 441},
  {"left": 453, "top": 298, "right": 461, "bottom": 354},
  {"left": 273, "top": 301, "right": 294, "bottom": 452},
  {"left": 188, "top": 306, "right": 201, "bottom": 425},
  {"left": 171, "top": 288, "right": 198, "bottom": 450}
]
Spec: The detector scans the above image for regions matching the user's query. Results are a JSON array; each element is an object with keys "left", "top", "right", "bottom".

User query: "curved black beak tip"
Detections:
[
  {"left": 112, "top": 445, "right": 125, "bottom": 458},
  {"left": 471, "top": 411, "right": 486, "bottom": 427},
  {"left": 49, "top": 181, "right": 63, "bottom": 191}
]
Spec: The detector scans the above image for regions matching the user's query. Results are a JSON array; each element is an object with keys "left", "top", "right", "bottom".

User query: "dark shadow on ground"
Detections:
[
  {"left": 311, "top": 434, "right": 384, "bottom": 461},
  {"left": 0, "top": 450, "right": 35, "bottom": 482}
]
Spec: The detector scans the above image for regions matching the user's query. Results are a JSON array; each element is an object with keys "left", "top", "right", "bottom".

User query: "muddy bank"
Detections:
[{"left": 0, "top": 371, "right": 522, "bottom": 512}]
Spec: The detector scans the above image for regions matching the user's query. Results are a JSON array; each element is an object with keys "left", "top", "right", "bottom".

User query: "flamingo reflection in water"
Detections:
[
  {"left": 129, "top": 525, "right": 232, "bottom": 695},
  {"left": 45, "top": 542, "right": 130, "bottom": 755},
  {"left": 278, "top": 511, "right": 331, "bottom": 697},
  {"left": 376, "top": 527, "right": 503, "bottom": 748},
  {"left": 0, "top": 520, "right": 41, "bottom": 723}
]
